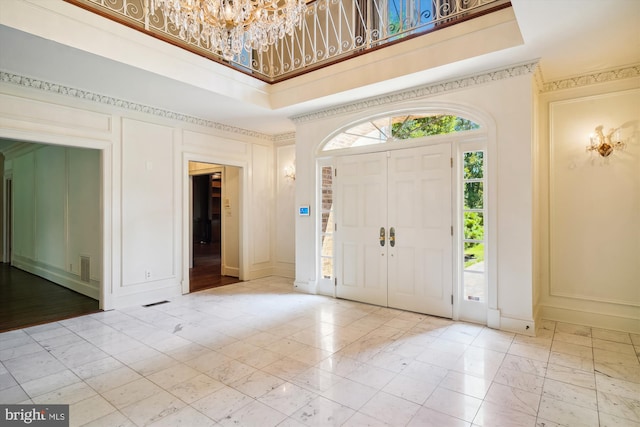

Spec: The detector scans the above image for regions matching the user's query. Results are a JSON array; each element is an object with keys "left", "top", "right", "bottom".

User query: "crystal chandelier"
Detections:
[
  {"left": 150, "top": 0, "right": 307, "bottom": 61},
  {"left": 587, "top": 125, "right": 625, "bottom": 158}
]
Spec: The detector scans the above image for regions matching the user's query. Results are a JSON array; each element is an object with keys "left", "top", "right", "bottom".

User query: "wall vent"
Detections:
[
  {"left": 80, "top": 256, "right": 91, "bottom": 283},
  {"left": 143, "top": 301, "right": 170, "bottom": 307}
]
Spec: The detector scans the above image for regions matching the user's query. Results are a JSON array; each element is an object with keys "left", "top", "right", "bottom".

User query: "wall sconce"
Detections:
[
  {"left": 587, "top": 125, "right": 625, "bottom": 158},
  {"left": 284, "top": 164, "right": 296, "bottom": 181}
]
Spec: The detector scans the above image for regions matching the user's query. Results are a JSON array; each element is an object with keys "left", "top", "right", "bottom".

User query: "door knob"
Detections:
[
  {"left": 389, "top": 227, "right": 395, "bottom": 247},
  {"left": 379, "top": 227, "right": 386, "bottom": 247}
]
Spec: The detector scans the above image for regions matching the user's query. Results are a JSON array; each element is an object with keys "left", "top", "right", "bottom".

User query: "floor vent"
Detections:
[
  {"left": 80, "top": 256, "right": 91, "bottom": 283},
  {"left": 143, "top": 300, "right": 170, "bottom": 307}
]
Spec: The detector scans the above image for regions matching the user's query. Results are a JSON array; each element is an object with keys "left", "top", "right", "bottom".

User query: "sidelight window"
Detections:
[
  {"left": 320, "top": 166, "right": 335, "bottom": 280},
  {"left": 462, "top": 150, "right": 486, "bottom": 302}
]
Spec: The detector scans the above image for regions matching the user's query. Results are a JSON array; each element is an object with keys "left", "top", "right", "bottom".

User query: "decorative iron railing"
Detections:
[{"left": 65, "top": 0, "right": 508, "bottom": 82}]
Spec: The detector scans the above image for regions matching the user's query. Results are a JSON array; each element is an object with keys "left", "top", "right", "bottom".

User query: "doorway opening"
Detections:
[
  {"left": 334, "top": 143, "right": 454, "bottom": 318},
  {"left": 0, "top": 141, "right": 101, "bottom": 331},
  {"left": 189, "top": 162, "right": 241, "bottom": 292},
  {"left": 318, "top": 111, "right": 489, "bottom": 323}
]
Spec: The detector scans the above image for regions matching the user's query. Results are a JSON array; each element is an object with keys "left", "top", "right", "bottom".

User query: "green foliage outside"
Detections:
[
  {"left": 391, "top": 115, "right": 479, "bottom": 140},
  {"left": 464, "top": 212, "right": 484, "bottom": 247},
  {"left": 463, "top": 151, "right": 484, "bottom": 266},
  {"left": 465, "top": 243, "right": 484, "bottom": 267}
]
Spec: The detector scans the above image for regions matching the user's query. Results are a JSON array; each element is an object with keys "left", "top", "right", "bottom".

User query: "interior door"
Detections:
[
  {"left": 336, "top": 152, "right": 388, "bottom": 306},
  {"left": 387, "top": 144, "right": 452, "bottom": 318},
  {"left": 335, "top": 144, "right": 453, "bottom": 317}
]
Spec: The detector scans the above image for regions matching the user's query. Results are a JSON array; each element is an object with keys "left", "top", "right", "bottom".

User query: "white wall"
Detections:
[
  {"left": 274, "top": 143, "right": 296, "bottom": 278},
  {"left": 0, "top": 82, "right": 278, "bottom": 310},
  {"left": 9, "top": 144, "right": 100, "bottom": 298},
  {"left": 538, "top": 80, "right": 640, "bottom": 333},
  {"left": 120, "top": 119, "right": 177, "bottom": 292},
  {"left": 293, "top": 69, "right": 536, "bottom": 334}
]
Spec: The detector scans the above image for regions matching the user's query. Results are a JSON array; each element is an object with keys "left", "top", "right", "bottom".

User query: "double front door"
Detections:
[{"left": 335, "top": 143, "right": 453, "bottom": 318}]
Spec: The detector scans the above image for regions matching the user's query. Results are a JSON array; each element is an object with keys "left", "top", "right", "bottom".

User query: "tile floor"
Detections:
[{"left": 1, "top": 276, "right": 639, "bottom": 427}]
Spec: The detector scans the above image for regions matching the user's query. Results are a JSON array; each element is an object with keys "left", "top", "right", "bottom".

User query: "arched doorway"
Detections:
[{"left": 316, "top": 112, "right": 488, "bottom": 323}]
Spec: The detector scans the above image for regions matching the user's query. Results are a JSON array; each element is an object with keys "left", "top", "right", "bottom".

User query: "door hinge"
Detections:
[
  {"left": 334, "top": 277, "right": 337, "bottom": 287},
  {"left": 451, "top": 226, "right": 453, "bottom": 236},
  {"left": 335, "top": 223, "right": 337, "bottom": 231},
  {"left": 451, "top": 294, "right": 454, "bottom": 305},
  {"left": 450, "top": 157, "right": 453, "bottom": 168},
  {"left": 334, "top": 168, "right": 337, "bottom": 177}
]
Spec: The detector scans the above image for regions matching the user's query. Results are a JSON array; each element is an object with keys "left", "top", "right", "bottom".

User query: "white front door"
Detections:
[
  {"left": 335, "top": 152, "right": 388, "bottom": 306},
  {"left": 336, "top": 144, "right": 453, "bottom": 317}
]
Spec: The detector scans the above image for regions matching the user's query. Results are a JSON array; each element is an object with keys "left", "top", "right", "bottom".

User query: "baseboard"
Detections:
[
  {"left": 293, "top": 280, "right": 317, "bottom": 294},
  {"left": 273, "top": 262, "right": 294, "bottom": 279},
  {"left": 222, "top": 265, "right": 240, "bottom": 278},
  {"left": 541, "top": 304, "right": 640, "bottom": 334},
  {"left": 500, "top": 315, "right": 536, "bottom": 336},
  {"left": 12, "top": 256, "right": 99, "bottom": 300},
  {"left": 246, "top": 266, "right": 273, "bottom": 281}
]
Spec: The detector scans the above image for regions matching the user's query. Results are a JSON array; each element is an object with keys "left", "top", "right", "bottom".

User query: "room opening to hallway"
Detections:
[
  {"left": 189, "top": 162, "right": 241, "bottom": 292},
  {"left": 0, "top": 141, "right": 102, "bottom": 331}
]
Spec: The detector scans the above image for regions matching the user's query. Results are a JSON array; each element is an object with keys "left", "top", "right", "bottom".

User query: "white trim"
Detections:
[
  {"left": 456, "top": 140, "right": 488, "bottom": 325},
  {"left": 0, "top": 128, "right": 111, "bottom": 310},
  {"left": 541, "top": 304, "right": 640, "bottom": 335},
  {"left": 500, "top": 315, "right": 536, "bottom": 337},
  {"left": 294, "top": 279, "right": 317, "bottom": 294},
  {"left": 541, "top": 64, "right": 640, "bottom": 93},
  {"left": 292, "top": 61, "right": 539, "bottom": 124},
  {"left": 315, "top": 107, "right": 495, "bottom": 323},
  {"left": 181, "top": 152, "right": 248, "bottom": 295},
  {"left": 0, "top": 71, "right": 278, "bottom": 142}
]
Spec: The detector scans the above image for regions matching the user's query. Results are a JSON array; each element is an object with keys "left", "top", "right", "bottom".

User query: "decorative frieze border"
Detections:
[
  {"left": 0, "top": 70, "right": 276, "bottom": 142},
  {"left": 291, "top": 61, "right": 540, "bottom": 123},
  {"left": 541, "top": 64, "right": 640, "bottom": 92},
  {"left": 3, "top": 62, "right": 637, "bottom": 140}
]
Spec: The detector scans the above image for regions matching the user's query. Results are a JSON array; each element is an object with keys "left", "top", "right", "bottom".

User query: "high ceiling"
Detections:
[{"left": 0, "top": 0, "right": 638, "bottom": 137}]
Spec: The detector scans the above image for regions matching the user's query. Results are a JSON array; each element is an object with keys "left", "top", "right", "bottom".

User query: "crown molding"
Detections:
[
  {"left": 0, "top": 70, "right": 277, "bottom": 142},
  {"left": 541, "top": 64, "right": 640, "bottom": 93},
  {"left": 274, "top": 132, "right": 296, "bottom": 143},
  {"left": 291, "top": 60, "right": 540, "bottom": 123}
]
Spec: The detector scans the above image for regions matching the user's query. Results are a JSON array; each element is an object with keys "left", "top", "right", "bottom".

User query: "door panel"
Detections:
[
  {"left": 336, "top": 144, "right": 452, "bottom": 318},
  {"left": 336, "top": 152, "right": 388, "bottom": 306},
  {"left": 388, "top": 144, "right": 452, "bottom": 317}
]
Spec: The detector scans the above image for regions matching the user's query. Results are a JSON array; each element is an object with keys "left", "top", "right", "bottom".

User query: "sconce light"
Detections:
[
  {"left": 284, "top": 164, "right": 296, "bottom": 181},
  {"left": 587, "top": 125, "right": 625, "bottom": 158}
]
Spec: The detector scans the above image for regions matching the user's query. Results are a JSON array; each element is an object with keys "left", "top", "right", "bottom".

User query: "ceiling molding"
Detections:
[
  {"left": 541, "top": 64, "right": 640, "bottom": 93},
  {"left": 274, "top": 132, "right": 296, "bottom": 144},
  {"left": 290, "top": 60, "right": 540, "bottom": 123},
  {"left": 0, "top": 70, "right": 276, "bottom": 142}
]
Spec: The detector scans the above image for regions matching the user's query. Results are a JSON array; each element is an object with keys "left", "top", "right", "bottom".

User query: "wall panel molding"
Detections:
[{"left": 0, "top": 70, "right": 276, "bottom": 142}]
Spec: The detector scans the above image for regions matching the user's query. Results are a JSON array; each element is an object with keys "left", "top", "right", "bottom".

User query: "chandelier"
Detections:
[
  {"left": 587, "top": 125, "right": 625, "bottom": 158},
  {"left": 150, "top": 0, "right": 307, "bottom": 61}
]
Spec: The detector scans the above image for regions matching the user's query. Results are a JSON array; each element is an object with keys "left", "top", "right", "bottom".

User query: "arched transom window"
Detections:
[{"left": 323, "top": 114, "right": 480, "bottom": 151}]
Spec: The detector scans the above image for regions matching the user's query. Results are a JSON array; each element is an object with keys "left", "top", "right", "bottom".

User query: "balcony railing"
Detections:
[{"left": 65, "top": 0, "right": 509, "bottom": 83}]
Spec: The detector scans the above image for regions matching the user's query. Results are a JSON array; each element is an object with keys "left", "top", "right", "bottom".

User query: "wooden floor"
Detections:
[
  {"left": 189, "top": 242, "right": 240, "bottom": 292},
  {"left": 0, "top": 263, "right": 100, "bottom": 333}
]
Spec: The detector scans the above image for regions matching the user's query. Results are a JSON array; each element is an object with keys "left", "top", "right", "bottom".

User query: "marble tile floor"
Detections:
[{"left": 1, "top": 276, "right": 639, "bottom": 427}]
